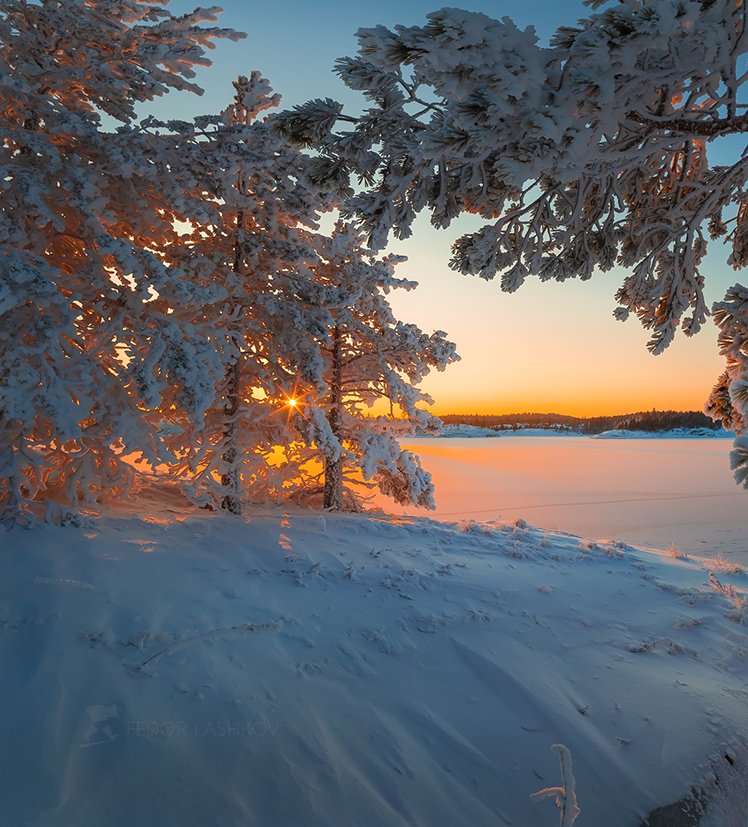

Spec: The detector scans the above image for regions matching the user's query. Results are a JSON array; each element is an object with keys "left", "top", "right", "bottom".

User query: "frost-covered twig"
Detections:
[
  {"left": 708, "top": 570, "right": 741, "bottom": 598},
  {"left": 530, "top": 744, "right": 580, "bottom": 826},
  {"left": 710, "top": 553, "right": 745, "bottom": 576},
  {"left": 628, "top": 636, "right": 698, "bottom": 657},
  {"left": 140, "top": 620, "right": 281, "bottom": 669},
  {"left": 707, "top": 572, "right": 748, "bottom": 622},
  {"left": 726, "top": 594, "right": 748, "bottom": 624},
  {"left": 666, "top": 542, "right": 688, "bottom": 560}
]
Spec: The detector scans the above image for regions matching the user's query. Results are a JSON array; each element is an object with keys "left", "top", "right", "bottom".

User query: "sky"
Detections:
[{"left": 146, "top": 0, "right": 736, "bottom": 417}]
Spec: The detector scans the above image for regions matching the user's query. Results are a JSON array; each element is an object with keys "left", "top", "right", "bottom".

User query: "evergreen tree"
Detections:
[
  {"left": 156, "top": 74, "right": 338, "bottom": 513},
  {"left": 272, "top": 0, "right": 744, "bottom": 353},
  {"left": 706, "top": 286, "right": 748, "bottom": 485},
  {"left": 0, "top": 0, "right": 241, "bottom": 524},
  {"left": 291, "top": 223, "right": 458, "bottom": 511},
  {"left": 153, "top": 85, "right": 457, "bottom": 514}
]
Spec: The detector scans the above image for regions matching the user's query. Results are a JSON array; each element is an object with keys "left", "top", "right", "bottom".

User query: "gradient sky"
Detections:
[{"left": 148, "top": 0, "right": 736, "bottom": 417}]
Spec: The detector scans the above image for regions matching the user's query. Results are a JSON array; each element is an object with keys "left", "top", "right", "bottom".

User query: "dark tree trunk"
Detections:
[
  {"left": 220, "top": 356, "right": 242, "bottom": 514},
  {"left": 221, "top": 207, "right": 244, "bottom": 514},
  {"left": 323, "top": 324, "right": 344, "bottom": 511}
]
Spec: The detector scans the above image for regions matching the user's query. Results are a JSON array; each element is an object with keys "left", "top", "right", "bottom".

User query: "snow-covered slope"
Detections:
[{"left": 1, "top": 498, "right": 747, "bottom": 826}]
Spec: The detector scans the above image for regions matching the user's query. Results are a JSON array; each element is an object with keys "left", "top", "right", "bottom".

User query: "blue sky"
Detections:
[
  {"left": 145, "top": 0, "right": 732, "bottom": 416},
  {"left": 152, "top": 0, "right": 592, "bottom": 117}
]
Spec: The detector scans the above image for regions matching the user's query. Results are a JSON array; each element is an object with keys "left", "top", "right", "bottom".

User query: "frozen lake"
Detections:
[{"left": 373, "top": 435, "right": 748, "bottom": 560}]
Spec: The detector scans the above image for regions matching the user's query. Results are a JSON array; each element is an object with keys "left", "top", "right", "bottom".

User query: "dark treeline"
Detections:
[{"left": 439, "top": 410, "right": 723, "bottom": 434}]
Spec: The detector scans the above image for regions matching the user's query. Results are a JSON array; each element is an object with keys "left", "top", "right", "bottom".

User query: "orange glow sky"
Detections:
[
  {"left": 388, "top": 215, "right": 730, "bottom": 417},
  {"left": 154, "top": 0, "right": 734, "bottom": 419}
]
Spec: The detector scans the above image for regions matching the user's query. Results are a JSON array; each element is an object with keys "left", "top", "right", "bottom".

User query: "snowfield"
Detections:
[{"left": 2, "top": 489, "right": 748, "bottom": 827}]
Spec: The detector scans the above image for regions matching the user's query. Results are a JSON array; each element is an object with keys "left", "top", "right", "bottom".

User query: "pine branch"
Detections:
[{"left": 627, "top": 109, "right": 748, "bottom": 137}]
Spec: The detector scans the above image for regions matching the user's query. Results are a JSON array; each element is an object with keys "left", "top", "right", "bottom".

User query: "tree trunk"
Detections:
[
  {"left": 221, "top": 206, "right": 245, "bottom": 514},
  {"left": 220, "top": 356, "right": 242, "bottom": 514},
  {"left": 322, "top": 324, "right": 344, "bottom": 511}
]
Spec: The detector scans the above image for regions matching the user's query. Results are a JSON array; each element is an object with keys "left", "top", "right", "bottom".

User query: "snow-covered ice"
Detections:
[{"left": 375, "top": 435, "right": 747, "bottom": 560}]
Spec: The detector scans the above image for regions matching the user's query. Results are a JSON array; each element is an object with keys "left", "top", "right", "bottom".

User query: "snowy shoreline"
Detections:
[
  {"left": 433, "top": 424, "right": 734, "bottom": 439},
  {"left": 2, "top": 502, "right": 747, "bottom": 826},
  {"left": 591, "top": 427, "right": 733, "bottom": 439}
]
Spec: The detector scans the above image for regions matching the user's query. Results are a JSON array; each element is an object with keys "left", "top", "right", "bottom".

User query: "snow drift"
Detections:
[{"left": 2, "top": 497, "right": 748, "bottom": 826}]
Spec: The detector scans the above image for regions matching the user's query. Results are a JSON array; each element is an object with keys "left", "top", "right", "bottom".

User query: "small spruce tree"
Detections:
[{"left": 292, "top": 223, "right": 459, "bottom": 511}]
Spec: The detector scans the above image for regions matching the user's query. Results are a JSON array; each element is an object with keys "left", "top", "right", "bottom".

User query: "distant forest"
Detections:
[{"left": 439, "top": 410, "right": 723, "bottom": 434}]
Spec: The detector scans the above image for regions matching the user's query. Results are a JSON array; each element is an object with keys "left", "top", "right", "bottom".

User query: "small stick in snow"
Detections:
[
  {"left": 529, "top": 743, "right": 580, "bottom": 826},
  {"left": 139, "top": 620, "right": 281, "bottom": 669}
]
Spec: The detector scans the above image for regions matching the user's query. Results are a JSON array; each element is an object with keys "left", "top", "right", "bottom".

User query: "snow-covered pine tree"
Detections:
[
  {"left": 705, "top": 286, "right": 748, "bottom": 484},
  {"left": 291, "top": 222, "right": 458, "bottom": 511},
  {"left": 0, "top": 1, "right": 241, "bottom": 524},
  {"left": 270, "top": 0, "right": 748, "bottom": 477},
  {"left": 272, "top": 0, "right": 739, "bottom": 352},
  {"left": 155, "top": 74, "right": 339, "bottom": 512}
]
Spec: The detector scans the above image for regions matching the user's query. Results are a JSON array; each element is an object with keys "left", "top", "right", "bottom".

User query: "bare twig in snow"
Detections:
[{"left": 140, "top": 620, "right": 281, "bottom": 669}]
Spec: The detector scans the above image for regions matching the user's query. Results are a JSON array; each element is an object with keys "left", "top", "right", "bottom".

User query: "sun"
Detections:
[{"left": 279, "top": 389, "right": 307, "bottom": 425}]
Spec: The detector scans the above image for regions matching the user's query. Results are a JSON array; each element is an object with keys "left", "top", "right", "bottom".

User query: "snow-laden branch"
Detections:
[
  {"left": 530, "top": 744, "right": 581, "bottom": 827},
  {"left": 627, "top": 109, "right": 748, "bottom": 137},
  {"left": 272, "top": 0, "right": 748, "bottom": 356}
]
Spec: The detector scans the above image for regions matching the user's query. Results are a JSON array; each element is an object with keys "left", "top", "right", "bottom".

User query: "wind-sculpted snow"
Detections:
[{"left": 2, "top": 502, "right": 748, "bottom": 825}]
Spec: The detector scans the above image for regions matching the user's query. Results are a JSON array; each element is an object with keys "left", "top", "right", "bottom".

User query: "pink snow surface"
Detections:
[{"left": 377, "top": 435, "right": 746, "bottom": 559}]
